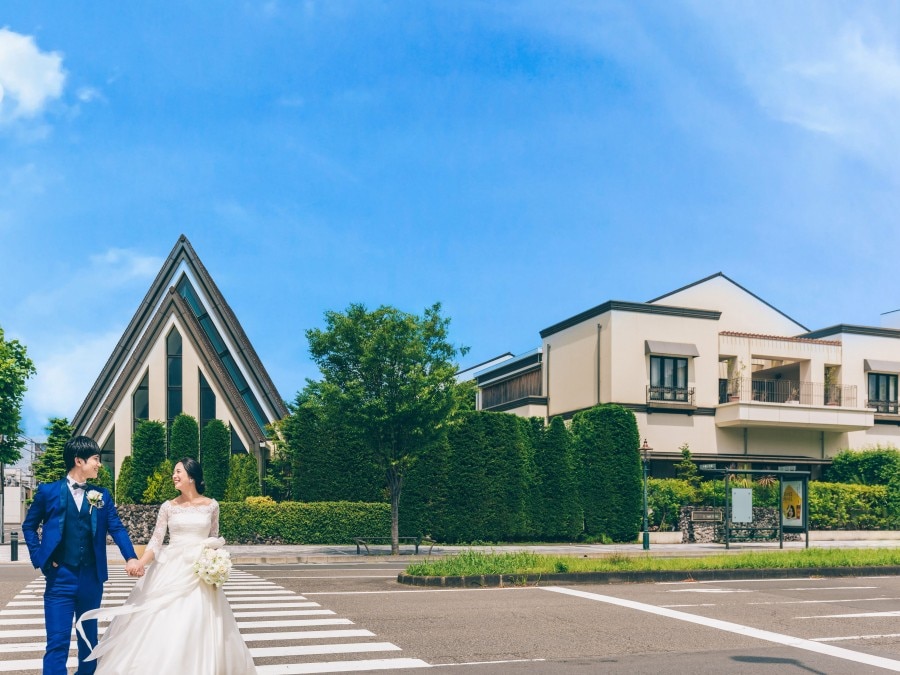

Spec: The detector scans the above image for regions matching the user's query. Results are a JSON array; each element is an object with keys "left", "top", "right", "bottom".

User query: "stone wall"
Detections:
[
  {"left": 679, "top": 506, "right": 801, "bottom": 543},
  {"left": 109, "top": 505, "right": 164, "bottom": 545}
]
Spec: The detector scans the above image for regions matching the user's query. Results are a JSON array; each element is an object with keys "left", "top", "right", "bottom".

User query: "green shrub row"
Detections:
[{"left": 218, "top": 500, "right": 391, "bottom": 544}]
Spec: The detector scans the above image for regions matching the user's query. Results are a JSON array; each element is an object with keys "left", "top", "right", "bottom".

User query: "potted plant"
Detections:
[
  {"left": 824, "top": 366, "right": 840, "bottom": 405},
  {"left": 729, "top": 359, "right": 745, "bottom": 402}
]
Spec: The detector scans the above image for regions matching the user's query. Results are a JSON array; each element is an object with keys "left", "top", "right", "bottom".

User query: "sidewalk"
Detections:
[{"left": 2, "top": 535, "right": 899, "bottom": 566}]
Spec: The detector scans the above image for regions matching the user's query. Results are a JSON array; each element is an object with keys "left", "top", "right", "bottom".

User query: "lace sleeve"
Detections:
[
  {"left": 146, "top": 501, "right": 170, "bottom": 558},
  {"left": 209, "top": 500, "right": 220, "bottom": 538}
]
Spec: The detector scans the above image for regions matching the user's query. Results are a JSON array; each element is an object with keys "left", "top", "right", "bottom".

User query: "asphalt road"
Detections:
[
  {"left": 2, "top": 561, "right": 900, "bottom": 673},
  {"left": 246, "top": 562, "right": 900, "bottom": 674}
]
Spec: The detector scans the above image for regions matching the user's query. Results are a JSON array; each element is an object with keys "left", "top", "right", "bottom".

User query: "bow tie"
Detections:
[{"left": 71, "top": 482, "right": 88, "bottom": 491}]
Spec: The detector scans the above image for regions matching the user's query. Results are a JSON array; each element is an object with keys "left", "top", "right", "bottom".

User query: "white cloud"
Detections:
[
  {"left": 24, "top": 330, "right": 121, "bottom": 438},
  {"left": 0, "top": 27, "right": 66, "bottom": 124},
  {"left": 76, "top": 86, "right": 103, "bottom": 103},
  {"left": 683, "top": 4, "right": 900, "bottom": 174},
  {"left": 88, "top": 248, "right": 163, "bottom": 281}
]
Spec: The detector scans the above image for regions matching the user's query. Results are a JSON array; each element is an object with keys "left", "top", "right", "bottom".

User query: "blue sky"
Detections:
[{"left": 4, "top": 1, "right": 900, "bottom": 443}]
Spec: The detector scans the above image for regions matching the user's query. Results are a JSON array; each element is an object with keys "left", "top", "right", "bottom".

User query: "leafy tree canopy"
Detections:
[
  {"left": 33, "top": 417, "right": 73, "bottom": 484},
  {"left": 0, "top": 326, "right": 36, "bottom": 464},
  {"left": 305, "top": 302, "right": 466, "bottom": 553}
]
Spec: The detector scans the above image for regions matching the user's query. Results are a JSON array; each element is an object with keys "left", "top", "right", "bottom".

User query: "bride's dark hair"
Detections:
[{"left": 177, "top": 456, "right": 206, "bottom": 495}]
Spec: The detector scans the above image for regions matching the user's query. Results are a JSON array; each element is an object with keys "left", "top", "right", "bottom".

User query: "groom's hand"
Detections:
[{"left": 125, "top": 558, "right": 144, "bottom": 577}]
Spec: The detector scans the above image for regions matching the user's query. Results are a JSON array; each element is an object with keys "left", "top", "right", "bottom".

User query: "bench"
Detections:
[
  {"left": 727, "top": 526, "right": 779, "bottom": 541},
  {"left": 353, "top": 536, "right": 436, "bottom": 555}
]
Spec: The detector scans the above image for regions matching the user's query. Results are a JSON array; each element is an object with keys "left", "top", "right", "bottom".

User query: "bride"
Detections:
[{"left": 77, "top": 457, "right": 257, "bottom": 674}]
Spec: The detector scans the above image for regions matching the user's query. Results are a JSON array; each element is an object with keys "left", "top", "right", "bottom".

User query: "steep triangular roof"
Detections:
[
  {"left": 72, "top": 235, "right": 288, "bottom": 439},
  {"left": 648, "top": 272, "right": 809, "bottom": 334}
]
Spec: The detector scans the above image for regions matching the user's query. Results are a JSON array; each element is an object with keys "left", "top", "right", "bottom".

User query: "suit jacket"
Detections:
[{"left": 22, "top": 479, "right": 137, "bottom": 583}]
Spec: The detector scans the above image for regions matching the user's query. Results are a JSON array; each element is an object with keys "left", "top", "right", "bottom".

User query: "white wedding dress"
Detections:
[{"left": 78, "top": 499, "right": 257, "bottom": 674}]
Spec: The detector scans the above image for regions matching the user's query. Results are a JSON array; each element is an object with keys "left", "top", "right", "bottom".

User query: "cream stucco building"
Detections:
[{"left": 475, "top": 273, "right": 900, "bottom": 479}]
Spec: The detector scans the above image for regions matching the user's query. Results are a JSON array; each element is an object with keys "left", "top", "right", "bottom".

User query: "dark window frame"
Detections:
[
  {"left": 868, "top": 372, "right": 898, "bottom": 414},
  {"left": 649, "top": 355, "right": 689, "bottom": 402},
  {"left": 132, "top": 371, "right": 150, "bottom": 433}
]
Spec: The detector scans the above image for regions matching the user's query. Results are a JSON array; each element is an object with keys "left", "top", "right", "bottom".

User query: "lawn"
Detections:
[{"left": 405, "top": 548, "right": 900, "bottom": 577}]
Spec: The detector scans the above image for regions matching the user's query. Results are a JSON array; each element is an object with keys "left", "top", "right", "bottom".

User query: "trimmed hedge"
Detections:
[
  {"left": 218, "top": 500, "right": 391, "bottom": 544},
  {"left": 572, "top": 404, "right": 641, "bottom": 542}
]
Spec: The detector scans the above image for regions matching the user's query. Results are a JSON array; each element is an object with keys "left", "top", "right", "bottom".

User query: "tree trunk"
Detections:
[{"left": 388, "top": 467, "right": 401, "bottom": 555}]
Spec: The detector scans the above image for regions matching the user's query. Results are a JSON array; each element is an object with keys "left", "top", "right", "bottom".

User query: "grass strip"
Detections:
[{"left": 405, "top": 548, "right": 900, "bottom": 577}]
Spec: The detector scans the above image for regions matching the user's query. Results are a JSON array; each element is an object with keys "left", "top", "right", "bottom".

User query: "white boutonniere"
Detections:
[{"left": 86, "top": 490, "right": 105, "bottom": 513}]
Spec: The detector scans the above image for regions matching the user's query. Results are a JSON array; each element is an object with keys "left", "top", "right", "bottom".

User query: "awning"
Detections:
[
  {"left": 864, "top": 359, "right": 900, "bottom": 373},
  {"left": 645, "top": 340, "right": 700, "bottom": 357}
]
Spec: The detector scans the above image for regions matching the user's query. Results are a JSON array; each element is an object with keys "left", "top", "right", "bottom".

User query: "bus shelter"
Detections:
[{"left": 698, "top": 465, "right": 810, "bottom": 550}]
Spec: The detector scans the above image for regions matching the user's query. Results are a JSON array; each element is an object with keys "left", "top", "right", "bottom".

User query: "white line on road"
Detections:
[
  {"left": 798, "top": 611, "right": 900, "bottom": 619},
  {"left": 814, "top": 633, "right": 900, "bottom": 643},
  {"left": 667, "top": 588, "right": 753, "bottom": 594},
  {"left": 241, "top": 629, "right": 375, "bottom": 641},
  {"left": 249, "top": 642, "right": 400, "bottom": 658},
  {"left": 783, "top": 586, "right": 878, "bottom": 591},
  {"left": 431, "top": 659, "right": 547, "bottom": 667},
  {"left": 749, "top": 597, "right": 900, "bottom": 606},
  {"left": 543, "top": 586, "right": 900, "bottom": 672},
  {"left": 254, "top": 658, "right": 431, "bottom": 674}
]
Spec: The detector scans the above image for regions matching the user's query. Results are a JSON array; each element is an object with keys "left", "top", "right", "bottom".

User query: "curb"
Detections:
[{"left": 397, "top": 565, "right": 900, "bottom": 587}]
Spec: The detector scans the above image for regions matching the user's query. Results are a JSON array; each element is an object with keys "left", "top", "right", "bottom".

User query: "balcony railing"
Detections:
[
  {"left": 647, "top": 385, "right": 695, "bottom": 405},
  {"left": 866, "top": 399, "right": 899, "bottom": 414},
  {"left": 721, "top": 378, "right": 857, "bottom": 407}
]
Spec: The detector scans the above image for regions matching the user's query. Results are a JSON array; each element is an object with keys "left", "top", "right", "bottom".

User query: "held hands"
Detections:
[{"left": 125, "top": 558, "right": 145, "bottom": 577}]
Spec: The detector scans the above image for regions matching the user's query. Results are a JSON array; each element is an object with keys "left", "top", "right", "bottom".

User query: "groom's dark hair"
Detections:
[{"left": 64, "top": 436, "right": 101, "bottom": 471}]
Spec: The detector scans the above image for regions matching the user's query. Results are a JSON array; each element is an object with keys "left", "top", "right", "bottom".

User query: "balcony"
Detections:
[
  {"left": 646, "top": 385, "right": 696, "bottom": 414},
  {"left": 717, "top": 378, "right": 872, "bottom": 431}
]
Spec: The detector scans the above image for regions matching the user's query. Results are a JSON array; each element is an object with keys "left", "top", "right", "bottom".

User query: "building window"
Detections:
[
  {"left": 167, "top": 328, "right": 183, "bottom": 434},
  {"left": 199, "top": 370, "right": 216, "bottom": 441},
  {"left": 231, "top": 426, "right": 247, "bottom": 455},
  {"left": 100, "top": 428, "right": 115, "bottom": 479},
  {"left": 177, "top": 276, "right": 268, "bottom": 431},
  {"left": 650, "top": 356, "right": 688, "bottom": 402},
  {"left": 133, "top": 371, "right": 149, "bottom": 433},
  {"left": 868, "top": 373, "right": 898, "bottom": 413}
]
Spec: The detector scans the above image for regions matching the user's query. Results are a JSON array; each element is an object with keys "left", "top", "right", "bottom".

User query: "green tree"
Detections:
[
  {"left": 116, "top": 456, "right": 134, "bottom": 504},
  {"left": 130, "top": 420, "right": 166, "bottom": 503},
  {"left": 451, "top": 379, "right": 478, "bottom": 415},
  {"left": 201, "top": 419, "right": 230, "bottom": 500},
  {"left": 0, "top": 326, "right": 36, "bottom": 466},
  {"left": 225, "top": 453, "right": 261, "bottom": 501},
  {"left": 94, "top": 465, "right": 115, "bottom": 493},
  {"left": 825, "top": 447, "right": 900, "bottom": 485},
  {"left": 144, "top": 459, "right": 178, "bottom": 503},
  {"left": 571, "top": 404, "right": 642, "bottom": 542},
  {"left": 169, "top": 413, "right": 200, "bottom": 461},
  {"left": 278, "top": 391, "right": 381, "bottom": 503},
  {"left": 442, "top": 411, "right": 531, "bottom": 543},
  {"left": 533, "top": 416, "right": 582, "bottom": 540},
  {"left": 33, "top": 417, "right": 73, "bottom": 484},
  {"left": 674, "top": 443, "right": 701, "bottom": 489},
  {"left": 306, "top": 302, "right": 466, "bottom": 554}
]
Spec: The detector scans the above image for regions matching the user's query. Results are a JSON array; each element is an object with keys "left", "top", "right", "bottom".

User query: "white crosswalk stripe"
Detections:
[{"left": 0, "top": 569, "right": 430, "bottom": 673}]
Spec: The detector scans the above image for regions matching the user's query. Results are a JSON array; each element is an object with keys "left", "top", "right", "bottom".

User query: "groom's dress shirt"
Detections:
[{"left": 67, "top": 478, "right": 85, "bottom": 510}]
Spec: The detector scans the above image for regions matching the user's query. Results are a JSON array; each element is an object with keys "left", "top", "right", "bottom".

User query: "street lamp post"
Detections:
[{"left": 641, "top": 439, "right": 651, "bottom": 551}]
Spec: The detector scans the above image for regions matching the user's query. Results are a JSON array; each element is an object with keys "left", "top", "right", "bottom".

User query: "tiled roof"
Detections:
[{"left": 719, "top": 331, "right": 841, "bottom": 346}]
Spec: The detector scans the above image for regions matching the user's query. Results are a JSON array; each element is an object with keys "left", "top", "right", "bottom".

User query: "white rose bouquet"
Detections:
[{"left": 193, "top": 546, "right": 232, "bottom": 587}]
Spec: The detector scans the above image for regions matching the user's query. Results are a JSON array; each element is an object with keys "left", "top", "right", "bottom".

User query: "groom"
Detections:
[{"left": 22, "top": 435, "right": 144, "bottom": 675}]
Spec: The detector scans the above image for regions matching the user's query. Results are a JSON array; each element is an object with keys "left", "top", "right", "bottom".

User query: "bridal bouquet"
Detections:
[{"left": 193, "top": 546, "right": 232, "bottom": 587}]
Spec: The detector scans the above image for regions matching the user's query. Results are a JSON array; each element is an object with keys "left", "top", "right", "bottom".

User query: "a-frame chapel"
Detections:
[{"left": 71, "top": 235, "right": 288, "bottom": 479}]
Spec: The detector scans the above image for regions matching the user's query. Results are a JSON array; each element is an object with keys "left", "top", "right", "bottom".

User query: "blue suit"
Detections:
[{"left": 22, "top": 479, "right": 137, "bottom": 675}]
